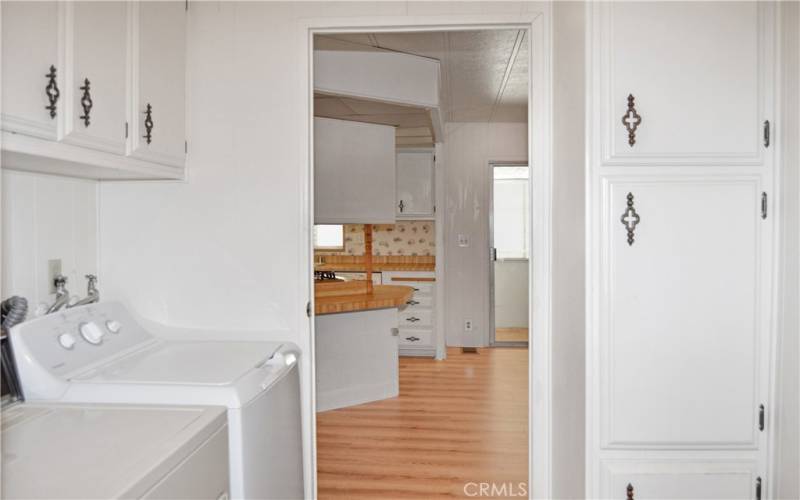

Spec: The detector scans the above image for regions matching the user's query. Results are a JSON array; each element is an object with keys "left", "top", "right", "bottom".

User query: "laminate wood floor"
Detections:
[
  {"left": 495, "top": 327, "right": 529, "bottom": 343},
  {"left": 316, "top": 347, "right": 529, "bottom": 499}
]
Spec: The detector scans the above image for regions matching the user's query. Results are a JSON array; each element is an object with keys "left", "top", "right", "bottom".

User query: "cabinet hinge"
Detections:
[
  {"left": 185, "top": 0, "right": 189, "bottom": 11},
  {"left": 756, "top": 477, "right": 762, "bottom": 500},
  {"left": 125, "top": 122, "right": 129, "bottom": 139},
  {"left": 306, "top": 301, "right": 311, "bottom": 317},
  {"left": 185, "top": 140, "right": 188, "bottom": 154},
  {"left": 759, "top": 404, "right": 765, "bottom": 431},
  {"left": 763, "top": 120, "right": 771, "bottom": 148},
  {"left": 761, "top": 192, "right": 768, "bottom": 220}
]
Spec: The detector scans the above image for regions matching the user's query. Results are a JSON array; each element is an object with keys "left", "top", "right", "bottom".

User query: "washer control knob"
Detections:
[
  {"left": 58, "top": 333, "right": 76, "bottom": 350},
  {"left": 105, "top": 320, "right": 122, "bottom": 334},
  {"left": 79, "top": 322, "right": 104, "bottom": 345}
]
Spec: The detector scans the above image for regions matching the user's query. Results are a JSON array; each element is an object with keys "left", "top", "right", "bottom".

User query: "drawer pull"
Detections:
[
  {"left": 406, "top": 300, "right": 420, "bottom": 306},
  {"left": 405, "top": 336, "right": 420, "bottom": 342},
  {"left": 406, "top": 316, "right": 420, "bottom": 323},
  {"left": 413, "top": 287, "right": 420, "bottom": 292}
]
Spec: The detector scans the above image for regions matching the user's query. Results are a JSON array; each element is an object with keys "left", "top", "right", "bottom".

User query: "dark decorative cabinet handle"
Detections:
[
  {"left": 627, "top": 483, "right": 635, "bottom": 500},
  {"left": 79, "top": 78, "right": 93, "bottom": 127},
  {"left": 620, "top": 192, "right": 640, "bottom": 246},
  {"left": 405, "top": 336, "right": 420, "bottom": 342},
  {"left": 406, "top": 316, "right": 420, "bottom": 323},
  {"left": 44, "top": 65, "right": 60, "bottom": 118},
  {"left": 143, "top": 103, "right": 154, "bottom": 144},
  {"left": 413, "top": 287, "right": 420, "bottom": 292},
  {"left": 621, "top": 94, "right": 642, "bottom": 146},
  {"left": 406, "top": 300, "right": 420, "bottom": 306},
  {"left": 398, "top": 200, "right": 405, "bottom": 213}
]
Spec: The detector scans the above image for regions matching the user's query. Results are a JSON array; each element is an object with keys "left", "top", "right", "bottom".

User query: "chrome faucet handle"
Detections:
[
  {"left": 85, "top": 274, "right": 98, "bottom": 293},
  {"left": 53, "top": 274, "right": 67, "bottom": 288}
]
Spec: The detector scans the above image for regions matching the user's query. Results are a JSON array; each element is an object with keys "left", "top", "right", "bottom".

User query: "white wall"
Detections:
[
  {"left": 551, "top": 3, "right": 585, "bottom": 498},
  {"left": 776, "top": 3, "right": 799, "bottom": 498},
  {"left": 98, "top": 2, "right": 584, "bottom": 498},
  {"left": 443, "top": 122, "right": 528, "bottom": 347},
  {"left": 494, "top": 259, "right": 529, "bottom": 328},
  {"left": 1, "top": 171, "right": 97, "bottom": 315}
]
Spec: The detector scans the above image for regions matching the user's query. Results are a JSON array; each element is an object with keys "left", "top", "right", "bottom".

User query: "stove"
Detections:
[{"left": 314, "top": 270, "right": 338, "bottom": 281}]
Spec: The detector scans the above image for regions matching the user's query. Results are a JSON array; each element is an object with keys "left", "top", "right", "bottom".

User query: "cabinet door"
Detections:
[
  {"left": 1, "top": 2, "right": 62, "bottom": 140},
  {"left": 129, "top": 1, "right": 186, "bottom": 167},
  {"left": 314, "top": 117, "right": 396, "bottom": 224},
  {"left": 396, "top": 150, "right": 434, "bottom": 217},
  {"left": 594, "top": 2, "right": 774, "bottom": 165},
  {"left": 62, "top": 1, "right": 129, "bottom": 154},
  {"left": 601, "top": 460, "right": 758, "bottom": 500},
  {"left": 599, "top": 177, "right": 770, "bottom": 449}
]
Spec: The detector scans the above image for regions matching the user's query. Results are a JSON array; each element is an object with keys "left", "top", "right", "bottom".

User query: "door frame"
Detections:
[
  {"left": 489, "top": 160, "right": 530, "bottom": 348},
  {"left": 299, "top": 9, "right": 553, "bottom": 499}
]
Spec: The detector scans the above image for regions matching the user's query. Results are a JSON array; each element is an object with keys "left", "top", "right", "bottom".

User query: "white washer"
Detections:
[{"left": 9, "top": 302, "right": 304, "bottom": 500}]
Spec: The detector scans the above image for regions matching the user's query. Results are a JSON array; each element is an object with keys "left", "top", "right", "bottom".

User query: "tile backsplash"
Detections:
[{"left": 325, "top": 221, "right": 435, "bottom": 256}]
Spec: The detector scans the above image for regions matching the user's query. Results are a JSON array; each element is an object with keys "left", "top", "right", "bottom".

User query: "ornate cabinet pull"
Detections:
[
  {"left": 406, "top": 299, "right": 420, "bottom": 306},
  {"left": 405, "top": 336, "right": 420, "bottom": 342},
  {"left": 406, "top": 316, "right": 420, "bottom": 323},
  {"left": 621, "top": 94, "right": 642, "bottom": 146},
  {"left": 44, "top": 65, "right": 60, "bottom": 118},
  {"left": 398, "top": 200, "right": 405, "bottom": 213},
  {"left": 79, "top": 78, "right": 93, "bottom": 127},
  {"left": 620, "top": 192, "right": 640, "bottom": 246},
  {"left": 143, "top": 103, "right": 154, "bottom": 144},
  {"left": 627, "top": 483, "right": 635, "bottom": 500}
]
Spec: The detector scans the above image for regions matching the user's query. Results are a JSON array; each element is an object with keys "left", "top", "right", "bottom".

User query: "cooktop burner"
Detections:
[{"left": 314, "top": 271, "right": 337, "bottom": 281}]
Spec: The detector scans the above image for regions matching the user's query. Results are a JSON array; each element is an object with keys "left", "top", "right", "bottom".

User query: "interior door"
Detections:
[
  {"left": 490, "top": 164, "right": 529, "bottom": 346},
  {"left": 129, "top": 1, "right": 186, "bottom": 167},
  {"left": 62, "top": 1, "right": 129, "bottom": 154}
]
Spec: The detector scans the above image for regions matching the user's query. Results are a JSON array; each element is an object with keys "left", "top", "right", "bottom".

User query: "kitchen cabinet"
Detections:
[
  {"left": 0, "top": 1, "right": 186, "bottom": 180},
  {"left": 587, "top": 3, "right": 776, "bottom": 497},
  {"left": 129, "top": 1, "right": 186, "bottom": 167},
  {"left": 61, "top": 1, "right": 129, "bottom": 155},
  {"left": 314, "top": 117, "right": 396, "bottom": 224},
  {"left": 383, "top": 271, "right": 437, "bottom": 357},
  {"left": 0, "top": 2, "right": 62, "bottom": 141},
  {"left": 396, "top": 149, "right": 435, "bottom": 219}
]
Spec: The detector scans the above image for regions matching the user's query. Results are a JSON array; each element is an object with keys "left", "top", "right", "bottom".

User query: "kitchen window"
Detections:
[{"left": 313, "top": 225, "right": 345, "bottom": 251}]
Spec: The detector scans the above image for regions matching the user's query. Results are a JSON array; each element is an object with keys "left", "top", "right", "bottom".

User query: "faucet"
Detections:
[
  {"left": 46, "top": 274, "right": 70, "bottom": 314},
  {"left": 68, "top": 274, "right": 99, "bottom": 308}
]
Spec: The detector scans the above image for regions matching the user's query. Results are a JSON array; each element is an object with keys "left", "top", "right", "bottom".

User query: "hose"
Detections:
[{"left": 1, "top": 296, "right": 28, "bottom": 402}]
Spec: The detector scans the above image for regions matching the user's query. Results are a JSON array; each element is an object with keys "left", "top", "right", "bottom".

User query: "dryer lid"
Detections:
[{"left": 71, "top": 341, "right": 284, "bottom": 386}]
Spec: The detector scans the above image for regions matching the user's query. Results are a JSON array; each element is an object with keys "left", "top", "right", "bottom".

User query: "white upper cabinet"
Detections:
[
  {"left": 314, "top": 117, "right": 396, "bottom": 224},
  {"left": 0, "top": 1, "right": 186, "bottom": 180},
  {"left": 396, "top": 150, "right": 435, "bottom": 219},
  {"left": 61, "top": 1, "right": 129, "bottom": 155},
  {"left": 0, "top": 2, "right": 62, "bottom": 140},
  {"left": 129, "top": 1, "right": 186, "bottom": 167},
  {"left": 594, "top": 2, "right": 774, "bottom": 165}
]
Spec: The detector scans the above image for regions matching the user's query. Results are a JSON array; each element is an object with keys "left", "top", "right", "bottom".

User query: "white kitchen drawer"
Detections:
[
  {"left": 398, "top": 329, "right": 433, "bottom": 347},
  {"left": 389, "top": 279, "right": 434, "bottom": 296},
  {"left": 399, "top": 310, "right": 432, "bottom": 327},
  {"left": 403, "top": 294, "right": 433, "bottom": 309}
]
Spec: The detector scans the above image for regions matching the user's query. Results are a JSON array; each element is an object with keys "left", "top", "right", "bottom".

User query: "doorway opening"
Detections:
[
  {"left": 302, "top": 11, "right": 552, "bottom": 498},
  {"left": 490, "top": 163, "right": 530, "bottom": 347}
]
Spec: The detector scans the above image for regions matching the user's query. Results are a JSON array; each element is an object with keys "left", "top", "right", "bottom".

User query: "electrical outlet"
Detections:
[
  {"left": 458, "top": 234, "right": 470, "bottom": 247},
  {"left": 47, "top": 259, "right": 62, "bottom": 293},
  {"left": 464, "top": 319, "right": 473, "bottom": 332}
]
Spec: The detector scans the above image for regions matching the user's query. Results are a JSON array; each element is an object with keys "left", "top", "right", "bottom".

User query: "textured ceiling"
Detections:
[{"left": 317, "top": 30, "right": 528, "bottom": 123}]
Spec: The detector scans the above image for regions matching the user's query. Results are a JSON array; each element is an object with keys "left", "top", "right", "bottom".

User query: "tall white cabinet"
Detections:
[
  {"left": 396, "top": 149, "right": 435, "bottom": 219},
  {"left": 0, "top": 1, "right": 186, "bottom": 180},
  {"left": 587, "top": 3, "right": 776, "bottom": 499}
]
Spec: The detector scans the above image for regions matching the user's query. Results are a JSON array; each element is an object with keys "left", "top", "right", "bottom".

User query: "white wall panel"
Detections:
[{"left": 1, "top": 171, "right": 97, "bottom": 315}]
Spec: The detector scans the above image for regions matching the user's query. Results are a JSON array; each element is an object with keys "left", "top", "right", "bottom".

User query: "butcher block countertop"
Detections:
[
  {"left": 315, "top": 283, "right": 414, "bottom": 315},
  {"left": 314, "top": 255, "right": 435, "bottom": 272}
]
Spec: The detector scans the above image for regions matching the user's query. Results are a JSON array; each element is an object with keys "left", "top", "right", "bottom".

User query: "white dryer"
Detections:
[{"left": 9, "top": 302, "right": 304, "bottom": 500}]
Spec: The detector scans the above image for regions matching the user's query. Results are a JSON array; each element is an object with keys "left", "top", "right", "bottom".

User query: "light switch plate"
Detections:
[{"left": 47, "top": 259, "right": 62, "bottom": 293}]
